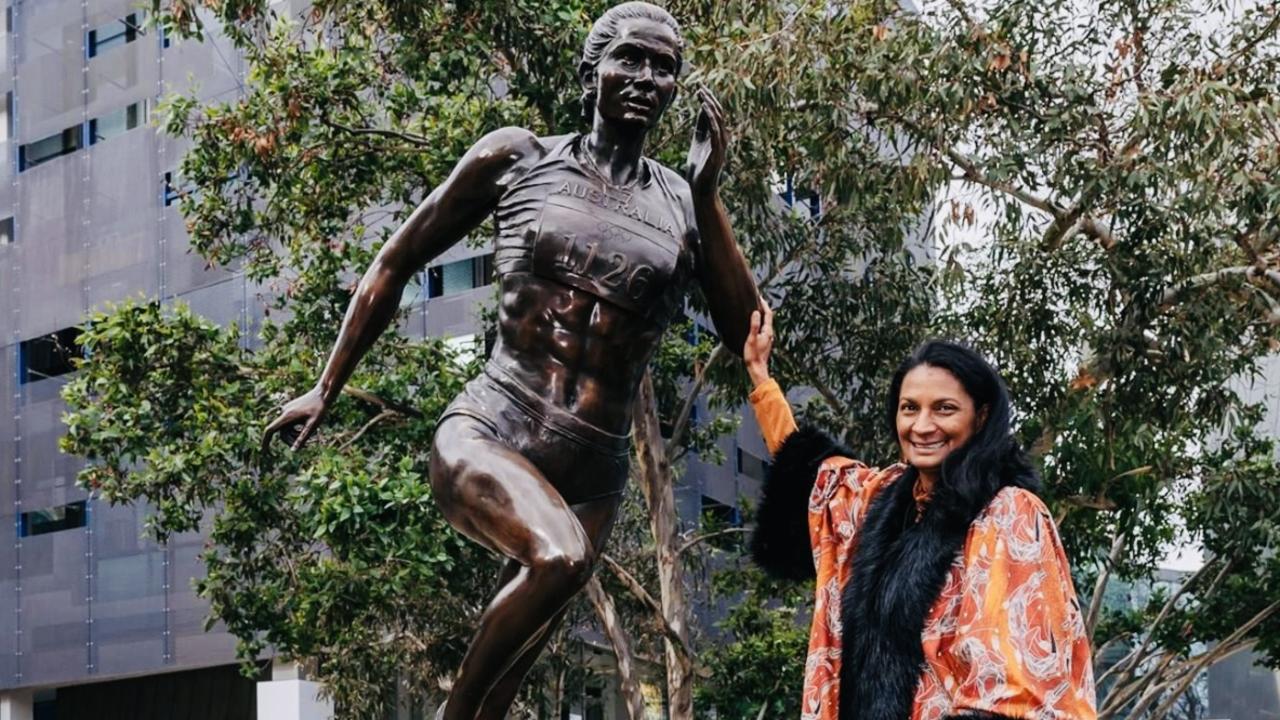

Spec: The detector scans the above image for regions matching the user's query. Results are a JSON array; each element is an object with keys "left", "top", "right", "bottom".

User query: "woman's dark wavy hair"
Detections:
[
  {"left": 885, "top": 340, "right": 1040, "bottom": 514},
  {"left": 578, "top": 2, "right": 684, "bottom": 124}
]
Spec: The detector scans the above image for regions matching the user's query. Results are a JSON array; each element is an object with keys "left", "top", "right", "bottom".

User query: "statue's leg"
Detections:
[
  {"left": 476, "top": 496, "right": 621, "bottom": 718},
  {"left": 429, "top": 417, "right": 614, "bottom": 720}
]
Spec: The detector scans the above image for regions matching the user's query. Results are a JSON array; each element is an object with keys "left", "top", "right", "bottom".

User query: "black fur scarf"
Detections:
[{"left": 751, "top": 425, "right": 1034, "bottom": 720}]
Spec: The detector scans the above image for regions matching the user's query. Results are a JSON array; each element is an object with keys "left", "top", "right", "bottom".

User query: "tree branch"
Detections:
[
  {"left": 676, "top": 527, "right": 752, "bottom": 557},
  {"left": 319, "top": 117, "right": 433, "bottom": 148},
  {"left": 1086, "top": 531, "right": 1126, "bottom": 639},
  {"left": 1099, "top": 557, "right": 1223, "bottom": 687},
  {"left": 337, "top": 409, "right": 397, "bottom": 450},
  {"left": 1158, "top": 265, "right": 1280, "bottom": 308},
  {"left": 599, "top": 553, "right": 694, "bottom": 660},
  {"left": 1149, "top": 598, "right": 1279, "bottom": 718},
  {"left": 341, "top": 386, "right": 424, "bottom": 418},
  {"left": 862, "top": 112, "right": 1067, "bottom": 220},
  {"left": 585, "top": 577, "right": 646, "bottom": 720},
  {"left": 1227, "top": 7, "right": 1280, "bottom": 64},
  {"left": 666, "top": 343, "right": 729, "bottom": 455}
]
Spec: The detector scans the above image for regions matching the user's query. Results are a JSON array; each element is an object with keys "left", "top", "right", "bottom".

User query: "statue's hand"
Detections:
[
  {"left": 687, "top": 87, "right": 728, "bottom": 198},
  {"left": 262, "top": 386, "right": 330, "bottom": 452}
]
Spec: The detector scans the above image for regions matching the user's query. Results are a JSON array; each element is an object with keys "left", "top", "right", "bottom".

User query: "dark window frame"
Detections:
[
  {"left": 19, "top": 326, "right": 84, "bottom": 384},
  {"left": 19, "top": 500, "right": 88, "bottom": 537},
  {"left": 19, "top": 126, "right": 83, "bottom": 171},
  {"left": 87, "top": 12, "right": 139, "bottom": 58}
]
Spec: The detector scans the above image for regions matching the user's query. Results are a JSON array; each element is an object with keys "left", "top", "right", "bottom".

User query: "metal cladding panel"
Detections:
[
  {"left": 0, "top": 513, "right": 17, "bottom": 686},
  {"left": 14, "top": 0, "right": 84, "bottom": 143},
  {"left": 0, "top": 247, "right": 15, "bottom": 341},
  {"left": 16, "top": 391, "right": 82, "bottom": 511},
  {"left": 160, "top": 11, "right": 243, "bottom": 104},
  {"left": 84, "top": 126, "right": 160, "bottom": 309},
  {"left": 90, "top": 500, "right": 166, "bottom": 676},
  {"left": 168, "top": 529, "right": 239, "bottom": 666},
  {"left": 176, "top": 278, "right": 246, "bottom": 331},
  {"left": 86, "top": 42, "right": 153, "bottom": 113},
  {"left": 16, "top": 154, "right": 87, "bottom": 337},
  {"left": 162, "top": 210, "right": 237, "bottom": 299},
  {"left": 18, "top": 520, "right": 89, "bottom": 686},
  {"left": 0, "top": 346, "right": 16, "bottom": 511},
  {"left": 84, "top": 0, "right": 155, "bottom": 114},
  {"left": 423, "top": 285, "right": 493, "bottom": 339}
]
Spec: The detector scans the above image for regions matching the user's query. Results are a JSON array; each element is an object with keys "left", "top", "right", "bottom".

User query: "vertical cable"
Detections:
[
  {"left": 79, "top": 0, "right": 96, "bottom": 677},
  {"left": 9, "top": 0, "right": 23, "bottom": 687},
  {"left": 154, "top": 5, "right": 174, "bottom": 669}
]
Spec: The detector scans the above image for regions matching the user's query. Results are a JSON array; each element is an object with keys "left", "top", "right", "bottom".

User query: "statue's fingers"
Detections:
[
  {"left": 292, "top": 416, "right": 319, "bottom": 451},
  {"left": 693, "top": 104, "right": 711, "bottom": 140},
  {"left": 707, "top": 90, "right": 725, "bottom": 120},
  {"left": 261, "top": 413, "right": 291, "bottom": 451}
]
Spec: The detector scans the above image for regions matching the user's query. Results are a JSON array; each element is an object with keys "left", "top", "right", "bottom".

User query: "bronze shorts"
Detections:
[{"left": 438, "top": 363, "right": 631, "bottom": 504}]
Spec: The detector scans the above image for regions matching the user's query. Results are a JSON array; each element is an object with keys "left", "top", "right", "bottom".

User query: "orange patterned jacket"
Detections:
[{"left": 749, "top": 380, "right": 1097, "bottom": 720}]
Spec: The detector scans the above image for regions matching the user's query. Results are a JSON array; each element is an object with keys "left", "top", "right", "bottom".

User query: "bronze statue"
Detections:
[{"left": 263, "top": 3, "right": 758, "bottom": 717}]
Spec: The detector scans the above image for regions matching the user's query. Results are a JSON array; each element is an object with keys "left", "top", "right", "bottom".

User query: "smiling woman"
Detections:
[
  {"left": 260, "top": 2, "right": 761, "bottom": 718},
  {"left": 743, "top": 307, "right": 1097, "bottom": 720}
]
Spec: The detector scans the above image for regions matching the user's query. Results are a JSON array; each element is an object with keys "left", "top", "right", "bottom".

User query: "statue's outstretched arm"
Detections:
[{"left": 263, "top": 127, "right": 545, "bottom": 450}]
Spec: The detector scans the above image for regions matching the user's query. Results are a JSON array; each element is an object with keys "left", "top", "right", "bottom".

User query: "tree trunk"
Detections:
[
  {"left": 633, "top": 370, "right": 695, "bottom": 719},
  {"left": 586, "top": 577, "right": 646, "bottom": 720},
  {"left": 550, "top": 667, "right": 565, "bottom": 720}
]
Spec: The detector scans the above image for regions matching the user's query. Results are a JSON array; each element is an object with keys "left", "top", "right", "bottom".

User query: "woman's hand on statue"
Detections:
[
  {"left": 743, "top": 304, "right": 775, "bottom": 387},
  {"left": 687, "top": 87, "right": 728, "bottom": 198},
  {"left": 262, "top": 386, "right": 331, "bottom": 452}
]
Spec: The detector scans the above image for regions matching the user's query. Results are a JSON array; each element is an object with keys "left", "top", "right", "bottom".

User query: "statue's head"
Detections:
[{"left": 578, "top": 2, "right": 684, "bottom": 128}]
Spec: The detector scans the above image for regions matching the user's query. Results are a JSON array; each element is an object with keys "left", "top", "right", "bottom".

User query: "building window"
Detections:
[
  {"left": 0, "top": 216, "right": 13, "bottom": 245},
  {"left": 426, "top": 253, "right": 495, "bottom": 299},
  {"left": 736, "top": 447, "right": 770, "bottom": 483},
  {"left": 20, "top": 500, "right": 87, "bottom": 537},
  {"left": 19, "top": 326, "right": 83, "bottom": 383},
  {"left": 89, "top": 100, "right": 147, "bottom": 145},
  {"left": 163, "top": 171, "right": 183, "bottom": 206},
  {"left": 778, "top": 174, "right": 821, "bottom": 219},
  {"left": 87, "top": 13, "right": 139, "bottom": 58},
  {"left": 443, "top": 333, "right": 480, "bottom": 367},
  {"left": 19, "top": 126, "right": 82, "bottom": 171},
  {"left": 0, "top": 91, "right": 11, "bottom": 140}
]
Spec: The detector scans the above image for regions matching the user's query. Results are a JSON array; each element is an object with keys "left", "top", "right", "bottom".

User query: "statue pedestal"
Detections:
[
  {"left": 0, "top": 691, "right": 32, "bottom": 720},
  {"left": 257, "top": 660, "right": 333, "bottom": 720}
]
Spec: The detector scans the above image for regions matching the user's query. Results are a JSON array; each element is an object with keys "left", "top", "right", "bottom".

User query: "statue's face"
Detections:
[{"left": 589, "top": 17, "right": 680, "bottom": 128}]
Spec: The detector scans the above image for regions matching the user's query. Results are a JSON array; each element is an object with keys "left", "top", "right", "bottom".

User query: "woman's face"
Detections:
[
  {"left": 895, "top": 364, "right": 985, "bottom": 475},
  {"left": 589, "top": 18, "right": 680, "bottom": 128}
]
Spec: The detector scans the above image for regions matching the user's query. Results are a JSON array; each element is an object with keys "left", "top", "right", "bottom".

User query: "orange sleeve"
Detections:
[
  {"left": 947, "top": 491, "right": 1098, "bottom": 720},
  {"left": 748, "top": 378, "right": 799, "bottom": 455}
]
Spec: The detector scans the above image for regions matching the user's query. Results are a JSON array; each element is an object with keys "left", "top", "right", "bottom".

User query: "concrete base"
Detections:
[
  {"left": 257, "top": 679, "right": 333, "bottom": 720},
  {"left": 0, "top": 692, "right": 33, "bottom": 720}
]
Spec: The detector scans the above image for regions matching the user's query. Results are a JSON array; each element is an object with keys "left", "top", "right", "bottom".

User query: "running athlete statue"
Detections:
[{"left": 262, "top": 3, "right": 759, "bottom": 717}]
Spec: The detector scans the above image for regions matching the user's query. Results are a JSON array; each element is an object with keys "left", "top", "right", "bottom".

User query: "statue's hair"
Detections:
[{"left": 579, "top": 2, "right": 683, "bottom": 124}]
